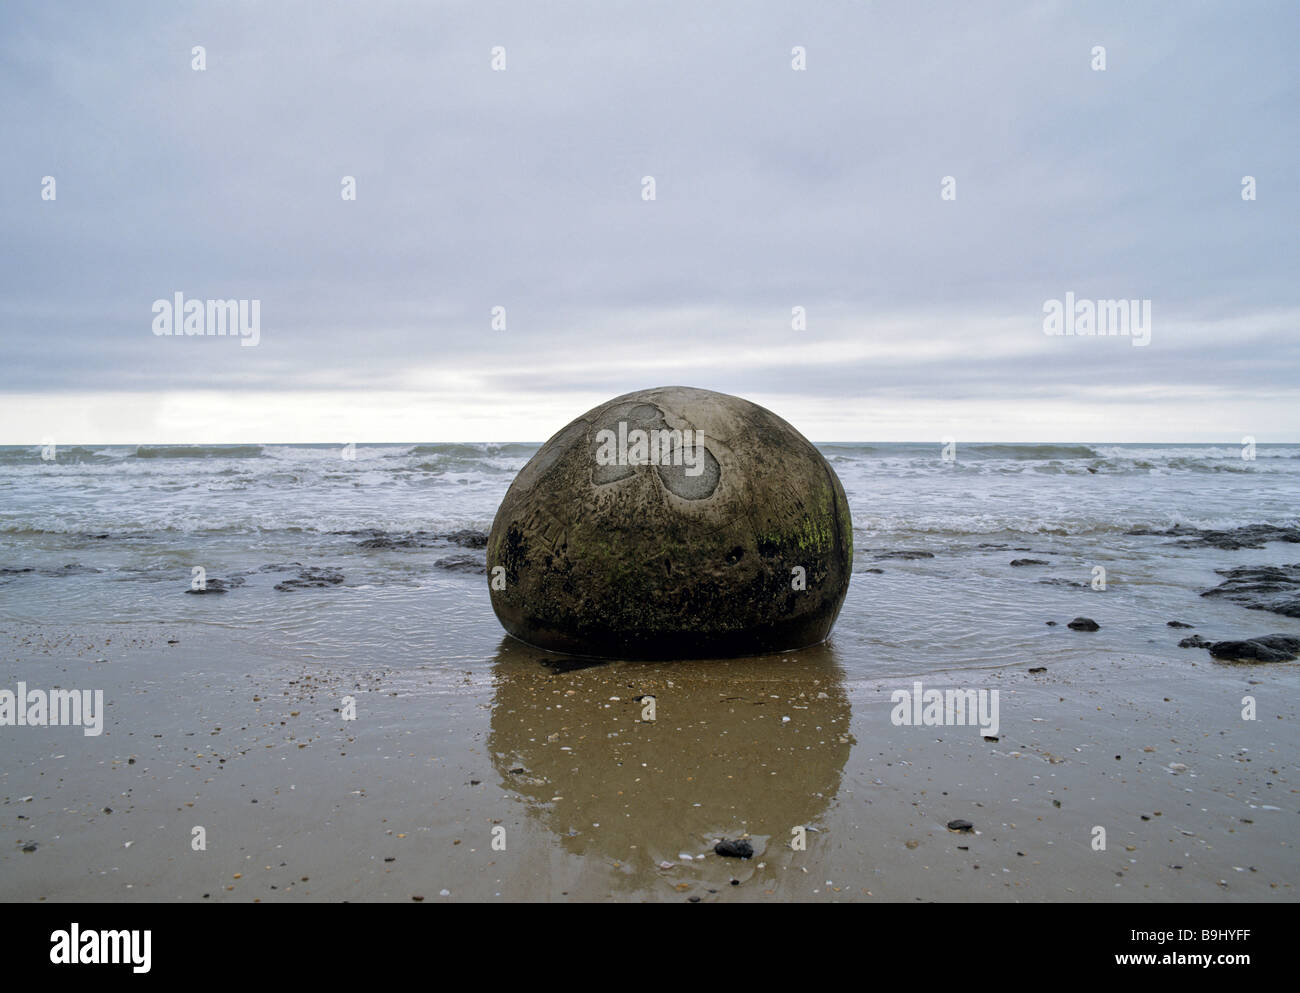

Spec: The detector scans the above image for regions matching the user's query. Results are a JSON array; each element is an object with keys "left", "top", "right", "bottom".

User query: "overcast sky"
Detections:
[{"left": 1, "top": 0, "right": 1297, "bottom": 443}]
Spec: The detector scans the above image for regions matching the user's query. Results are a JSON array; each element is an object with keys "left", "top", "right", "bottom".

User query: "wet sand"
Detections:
[{"left": 3, "top": 619, "right": 1295, "bottom": 903}]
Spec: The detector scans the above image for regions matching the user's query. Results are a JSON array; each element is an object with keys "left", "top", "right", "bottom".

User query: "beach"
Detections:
[{"left": 2, "top": 442, "right": 1298, "bottom": 901}]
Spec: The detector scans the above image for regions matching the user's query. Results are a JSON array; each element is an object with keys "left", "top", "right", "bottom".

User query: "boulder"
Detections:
[{"left": 486, "top": 387, "right": 853, "bottom": 658}]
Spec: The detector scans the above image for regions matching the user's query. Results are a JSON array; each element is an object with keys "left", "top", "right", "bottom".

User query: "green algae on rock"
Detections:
[{"left": 487, "top": 386, "right": 853, "bottom": 659}]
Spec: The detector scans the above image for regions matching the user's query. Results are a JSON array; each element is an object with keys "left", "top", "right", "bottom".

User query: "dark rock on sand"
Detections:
[
  {"left": 1045, "top": 620, "right": 1057, "bottom": 626},
  {"left": 714, "top": 838, "right": 754, "bottom": 858},
  {"left": 1167, "top": 621, "right": 1194, "bottom": 628},
  {"left": 274, "top": 567, "right": 344, "bottom": 591},
  {"left": 487, "top": 387, "right": 853, "bottom": 659},
  {"left": 947, "top": 819, "right": 974, "bottom": 832},
  {"left": 1179, "top": 635, "right": 1211, "bottom": 649},
  {"left": 1028, "top": 666, "right": 1046, "bottom": 673},
  {"left": 1039, "top": 577, "right": 1088, "bottom": 588},
  {"left": 1010, "top": 558, "right": 1050, "bottom": 567},
  {"left": 1199, "top": 564, "right": 1300, "bottom": 618},
  {"left": 1067, "top": 617, "right": 1100, "bottom": 631},
  {"left": 1206, "top": 635, "right": 1300, "bottom": 663}
]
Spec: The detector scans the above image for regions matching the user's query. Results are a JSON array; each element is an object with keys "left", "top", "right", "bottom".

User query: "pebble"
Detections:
[{"left": 714, "top": 839, "right": 754, "bottom": 859}]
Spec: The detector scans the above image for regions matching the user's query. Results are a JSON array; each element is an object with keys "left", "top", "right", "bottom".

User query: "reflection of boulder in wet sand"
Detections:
[
  {"left": 487, "top": 637, "right": 853, "bottom": 893},
  {"left": 487, "top": 387, "right": 853, "bottom": 659}
]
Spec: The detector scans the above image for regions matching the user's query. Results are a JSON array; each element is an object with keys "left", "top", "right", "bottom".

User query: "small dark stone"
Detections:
[
  {"left": 688, "top": 896, "right": 701, "bottom": 903},
  {"left": 946, "top": 819, "right": 974, "bottom": 833},
  {"left": 714, "top": 838, "right": 754, "bottom": 859},
  {"left": 876, "top": 550, "right": 934, "bottom": 560},
  {"left": 983, "top": 735, "right": 999, "bottom": 743},
  {"left": 21, "top": 843, "right": 38, "bottom": 853},
  {"left": 1010, "top": 558, "right": 1050, "bottom": 567},
  {"left": 1179, "top": 635, "right": 1211, "bottom": 649},
  {"left": 1028, "top": 666, "right": 1046, "bottom": 673},
  {"left": 1167, "top": 621, "right": 1194, "bottom": 629},
  {"left": 1067, "top": 617, "right": 1100, "bottom": 631}
]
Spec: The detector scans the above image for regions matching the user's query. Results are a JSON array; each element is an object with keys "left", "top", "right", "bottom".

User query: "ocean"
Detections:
[{"left": 3, "top": 441, "right": 1298, "bottom": 680}]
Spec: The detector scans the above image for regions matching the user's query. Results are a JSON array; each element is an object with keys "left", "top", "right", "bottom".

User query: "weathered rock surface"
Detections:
[
  {"left": 486, "top": 387, "right": 853, "bottom": 659},
  {"left": 1206, "top": 635, "right": 1300, "bottom": 663},
  {"left": 274, "top": 567, "right": 344, "bottom": 592},
  {"left": 1200, "top": 563, "right": 1300, "bottom": 618},
  {"left": 1126, "top": 523, "right": 1300, "bottom": 550}
]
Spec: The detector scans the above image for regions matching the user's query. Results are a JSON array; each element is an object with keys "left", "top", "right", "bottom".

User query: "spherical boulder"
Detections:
[{"left": 486, "top": 386, "right": 853, "bottom": 659}]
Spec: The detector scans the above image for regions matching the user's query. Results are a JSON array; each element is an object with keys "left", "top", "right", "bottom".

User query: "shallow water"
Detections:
[{"left": 1, "top": 441, "right": 1298, "bottom": 677}]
